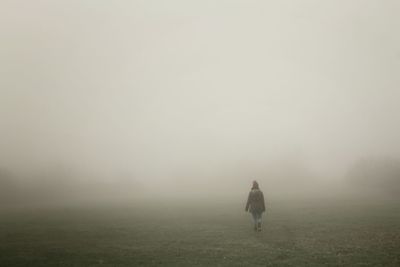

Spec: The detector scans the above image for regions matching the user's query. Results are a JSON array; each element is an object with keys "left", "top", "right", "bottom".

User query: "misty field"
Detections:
[{"left": 1, "top": 199, "right": 399, "bottom": 267}]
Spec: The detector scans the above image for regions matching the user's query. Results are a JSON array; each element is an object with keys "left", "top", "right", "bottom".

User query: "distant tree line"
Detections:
[{"left": 347, "top": 158, "right": 400, "bottom": 197}]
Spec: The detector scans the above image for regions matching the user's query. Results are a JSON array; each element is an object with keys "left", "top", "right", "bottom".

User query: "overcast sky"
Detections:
[{"left": 1, "top": 0, "right": 399, "bottom": 182}]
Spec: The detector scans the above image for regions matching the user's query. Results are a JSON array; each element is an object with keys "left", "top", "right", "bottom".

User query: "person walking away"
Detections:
[{"left": 245, "top": 181, "right": 266, "bottom": 232}]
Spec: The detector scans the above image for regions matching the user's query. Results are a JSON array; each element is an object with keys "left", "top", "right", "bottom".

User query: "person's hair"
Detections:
[{"left": 252, "top": 180, "right": 259, "bottom": 190}]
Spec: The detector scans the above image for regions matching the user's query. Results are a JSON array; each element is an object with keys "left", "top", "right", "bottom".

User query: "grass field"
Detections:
[{"left": 1, "top": 199, "right": 399, "bottom": 266}]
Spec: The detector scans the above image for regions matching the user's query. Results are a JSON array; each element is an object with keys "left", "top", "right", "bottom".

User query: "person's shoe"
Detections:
[{"left": 257, "top": 222, "right": 262, "bottom": 232}]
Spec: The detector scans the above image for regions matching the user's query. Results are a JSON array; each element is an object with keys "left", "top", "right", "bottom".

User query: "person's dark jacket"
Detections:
[{"left": 245, "top": 189, "right": 266, "bottom": 213}]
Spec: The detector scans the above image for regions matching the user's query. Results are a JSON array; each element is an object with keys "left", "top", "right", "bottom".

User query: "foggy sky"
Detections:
[{"left": 1, "top": 0, "right": 399, "bottom": 186}]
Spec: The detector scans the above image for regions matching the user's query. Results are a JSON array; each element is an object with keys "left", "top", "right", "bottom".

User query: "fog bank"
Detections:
[{"left": 1, "top": 0, "right": 399, "bottom": 206}]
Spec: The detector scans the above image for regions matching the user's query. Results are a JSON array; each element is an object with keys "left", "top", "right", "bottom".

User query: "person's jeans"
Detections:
[{"left": 251, "top": 211, "right": 262, "bottom": 226}]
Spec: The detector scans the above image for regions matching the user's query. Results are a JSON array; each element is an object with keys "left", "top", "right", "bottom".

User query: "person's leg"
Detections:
[
  {"left": 251, "top": 212, "right": 257, "bottom": 231},
  {"left": 257, "top": 212, "right": 262, "bottom": 231}
]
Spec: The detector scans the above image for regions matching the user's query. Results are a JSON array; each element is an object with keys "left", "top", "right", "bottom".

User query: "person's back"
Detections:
[{"left": 245, "top": 181, "right": 266, "bottom": 231}]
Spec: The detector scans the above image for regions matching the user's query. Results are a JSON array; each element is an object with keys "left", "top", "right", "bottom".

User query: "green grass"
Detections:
[{"left": 1, "top": 199, "right": 399, "bottom": 266}]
